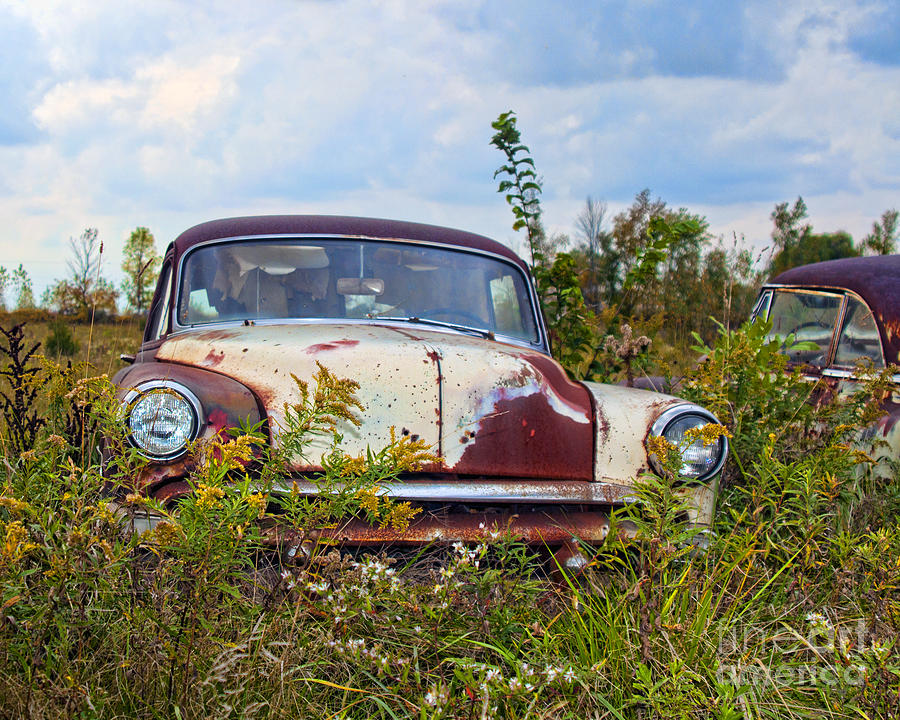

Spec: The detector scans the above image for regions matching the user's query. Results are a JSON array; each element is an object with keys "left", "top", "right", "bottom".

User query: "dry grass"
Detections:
[{"left": 0, "top": 312, "right": 145, "bottom": 377}]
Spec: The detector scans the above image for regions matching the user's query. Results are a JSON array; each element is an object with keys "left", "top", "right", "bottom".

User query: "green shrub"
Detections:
[{"left": 44, "top": 317, "right": 79, "bottom": 357}]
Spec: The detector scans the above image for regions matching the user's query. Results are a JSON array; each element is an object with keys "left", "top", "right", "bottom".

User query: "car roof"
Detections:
[
  {"left": 171, "top": 215, "right": 530, "bottom": 273},
  {"left": 769, "top": 254, "right": 900, "bottom": 365},
  {"left": 770, "top": 254, "right": 900, "bottom": 319}
]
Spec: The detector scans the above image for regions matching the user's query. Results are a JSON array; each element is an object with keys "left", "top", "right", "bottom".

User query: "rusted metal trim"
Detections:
[
  {"left": 433, "top": 350, "right": 444, "bottom": 459},
  {"left": 268, "top": 478, "right": 636, "bottom": 505},
  {"left": 821, "top": 368, "right": 900, "bottom": 384},
  {"left": 265, "top": 509, "right": 635, "bottom": 546}
]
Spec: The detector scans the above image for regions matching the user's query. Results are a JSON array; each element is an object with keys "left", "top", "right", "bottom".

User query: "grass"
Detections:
[
  {"left": 0, "top": 311, "right": 144, "bottom": 378},
  {"left": 0, "top": 318, "right": 897, "bottom": 718}
]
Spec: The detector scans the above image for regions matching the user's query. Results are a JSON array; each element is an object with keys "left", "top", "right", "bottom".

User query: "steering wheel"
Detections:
[{"left": 417, "top": 308, "right": 486, "bottom": 326}]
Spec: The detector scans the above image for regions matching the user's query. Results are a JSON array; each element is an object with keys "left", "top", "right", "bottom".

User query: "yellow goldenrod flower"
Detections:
[
  {"left": 195, "top": 483, "right": 226, "bottom": 510},
  {"left": 0, "top": 496, "right": 31, "bottom": 516},
  {"left": 2, "top": 521, "right": 29, "bottom": 560}
]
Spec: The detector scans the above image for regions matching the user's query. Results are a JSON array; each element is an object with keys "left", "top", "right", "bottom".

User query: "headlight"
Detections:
[
  {"left": 649, "top": 404, "right": 728, "bottom": 481},
  {"left": 123, "top": 382, "right": 203, "bottom": 460}
]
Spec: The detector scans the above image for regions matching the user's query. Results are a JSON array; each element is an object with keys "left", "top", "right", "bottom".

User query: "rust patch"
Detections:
[
  {"left": 152, "top": 480, "right": 192, "bottom": 502},
  {"left": 133, "top": 459, "right": 192, "bottom": 494},
  {"left": 500, "top": 366, "right": 539, "bottom": 389},
  {"left": 520, "top": 353, "right": 592, "bottom": 412},
  {"left": 305, "top": 339, "right": 360, "bottom": 354},
  {"left": 202, "top": 349, "right": 226, "bottom": 367},
  {"left": 384, "top": 326, "right": 427, "bottom": 342},
  {"left": 207, "top": 408, "right": 229, "bottom": 437},
  {"left": 192, "top": 329, "right": 241, "bottom": 342},
  {"left": 454, "top": 391, "right": 593, "bottom": 480},
  {"left": 594, "top": 400, "right": 610, "bottom": 447}
]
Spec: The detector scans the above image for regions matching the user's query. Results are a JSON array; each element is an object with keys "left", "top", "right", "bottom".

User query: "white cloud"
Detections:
[{"left": 138, "top": 55, "right": 241, "bottom": 132}]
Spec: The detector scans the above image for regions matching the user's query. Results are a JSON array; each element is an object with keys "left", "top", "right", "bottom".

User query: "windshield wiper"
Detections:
[{"left": 373, "top": 316, "right": 495, "bottom": 341}]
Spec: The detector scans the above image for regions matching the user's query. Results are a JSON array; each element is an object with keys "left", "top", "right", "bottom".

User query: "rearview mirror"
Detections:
[{"left": 337, "top": 278, "right": 384, "bottom": 296}]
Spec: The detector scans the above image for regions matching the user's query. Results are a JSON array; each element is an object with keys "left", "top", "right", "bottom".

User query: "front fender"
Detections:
[
  {"left": 583, "top": 381, "right": 723, "bottom": 529},
  {"left": 114, "top": 361, "right": 262, "bottom": 492},
  {"left": 582, "top": 381, "right": 684, "bottom": 485}
]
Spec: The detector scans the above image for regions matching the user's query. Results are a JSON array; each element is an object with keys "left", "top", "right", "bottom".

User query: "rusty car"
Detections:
[
  {"left": 751, "top": 253, "right": 900, "bottom": 455},
  {"left": 113, "top": 216, "right": 728, "bottom": 563}
]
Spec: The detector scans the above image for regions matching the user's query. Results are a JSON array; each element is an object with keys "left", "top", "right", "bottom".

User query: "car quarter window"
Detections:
[
  {"left": 751, "top": 289, "right": 773, "bottom": 322},
  {"left": 147, "top": 262, "right": 173, "bottom": 341},
  {"left": 833, "top": 296, "right": 883, "bottom": 368},
  {"left": 489, "top": 275, "right": 527, "bottom": 337},
  {"left": 766, "top": 290, "right": 843, "bottom": 367}
]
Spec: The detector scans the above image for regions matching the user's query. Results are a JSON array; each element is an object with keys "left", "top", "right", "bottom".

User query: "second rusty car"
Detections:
[
  {"left": 113, "top": 216, "right": 727, "bottom": 557},
  {"left": 752, "top": 253, "right": 900, "bottom": 458}
]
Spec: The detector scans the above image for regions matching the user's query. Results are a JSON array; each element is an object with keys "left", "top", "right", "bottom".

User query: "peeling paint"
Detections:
[
  {"left": 305, "top": 339, "right": 360, "bottom": 354},
  {"left": 202, "top": 349, "right": 225, "bottom": 367},
  {"left": 158, "top": 324, "right": 442, "bottom": 471}
]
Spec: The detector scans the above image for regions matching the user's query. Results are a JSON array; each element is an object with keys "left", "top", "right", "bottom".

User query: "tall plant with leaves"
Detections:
[
  {"left": 490, "top": 113, "right": 697, "bottom": 384},
  {"left": 0, "top": 323, "right": 44, "bottom": 455},
  {"left": 490, "top": 111, "right": 543, "bottom": 268},
  {"left": 491, "top": 111, "right": 597, "bottom": 379}
]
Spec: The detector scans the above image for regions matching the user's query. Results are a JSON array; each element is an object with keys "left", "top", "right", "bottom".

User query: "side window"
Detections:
[
  {"left": 766, "top": 291, "right": 842, "bottom": 366},
  {"left": 147, "top": 263, "right": 173, "bottom": 341},
  {"left": 834, "top": 297, "right": 883, "bottom": 368},
  {"left": 489, "top": 275, "right": 525, "bottom": 337}
]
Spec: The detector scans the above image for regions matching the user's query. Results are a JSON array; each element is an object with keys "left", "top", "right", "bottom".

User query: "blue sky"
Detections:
[{"left": 1, "top": 0, "right": 898, "bottom": 296}]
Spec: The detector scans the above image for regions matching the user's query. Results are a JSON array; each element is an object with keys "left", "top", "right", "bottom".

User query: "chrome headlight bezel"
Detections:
[
  {"left": 648, "top": 403, "right": 728, "bottom": 482},
  {"left": 122, "top": 381, "right": 204, "bottom": 461}
]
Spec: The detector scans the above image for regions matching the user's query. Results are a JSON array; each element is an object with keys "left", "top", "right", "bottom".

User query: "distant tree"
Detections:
[
  {"left": 68, "top": 228, "right": 102, "bottom": 313},
  {"left": 121, "top": 226, "right": 160, "bottom": 314},
  {"left": 44, "top": 228, "right": 119, "bottom": 317},
  {"left": 766, "top": 197, "right": 861, "bottom": 274},
  {"left": 605, "top": 189, "right": 710, "bottom": 323},
  {"left": 863, "top": 209, "right": 899, "bottom": 255},
  {"left": 12, "top": 265, "right": 34, "bottom": 309},
  {"left": 769, "top": 231, "right": 860, "bottom": 276},
  {"left": 0, "top": 266, "right": 9, "bottom": 311},
  {"left": 697, "top": 235, "right": 761, "bottom": 338},
  {"left": 575, "top": 197, "right": 616, "bottom": 311},
  {"left": 770, "top": 197, "right": 811, "bottom": 255},
  {"left": 610, "top": 189, "right": 669, "bottom": 296}
]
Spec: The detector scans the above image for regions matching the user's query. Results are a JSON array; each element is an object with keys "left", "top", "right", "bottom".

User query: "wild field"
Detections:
[
  {"left": 0, "top": 311, "right": 145, "bottom": 377},
  {"left": 0, "top": 317, "right": 898, "bottom": 719}
]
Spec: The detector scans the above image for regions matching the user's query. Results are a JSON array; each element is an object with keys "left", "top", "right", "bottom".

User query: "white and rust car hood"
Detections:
[{"left": 154, "top": 322, "right": 685, "bottom": 485}]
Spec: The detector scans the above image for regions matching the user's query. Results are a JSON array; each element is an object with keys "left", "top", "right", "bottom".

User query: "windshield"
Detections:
[{"left": 177, "top": 238, "right": 540, "bottom": 343}]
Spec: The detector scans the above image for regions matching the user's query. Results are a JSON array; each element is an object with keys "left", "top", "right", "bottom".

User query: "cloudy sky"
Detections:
[{"left": 2, "top": 0, "right": 898, "bottom": 297}]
